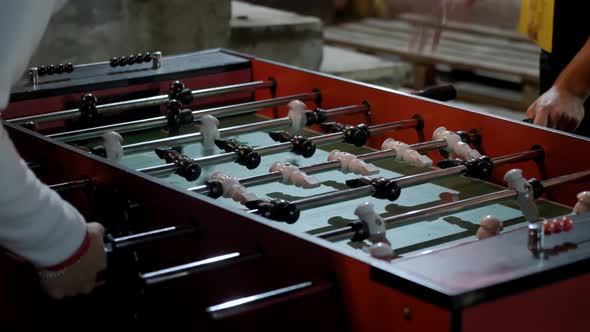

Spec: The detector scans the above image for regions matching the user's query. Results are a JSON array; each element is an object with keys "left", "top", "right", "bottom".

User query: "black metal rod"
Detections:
[
  {"left": 26, "top": 162, "right": 42, "bottom": 171},
  {"left": 138, "top": 119, "right": 418, "bottom": 177},
  {"left": 206, "top": 281, "right": 316, "bottom": 320},
  {"left": 318, "top": 169, "right": 590, "bottom": 241},
  {"left": 104, "top": 224, "right": 196, "bottom": 253},
  {"left": 491, "top": 148, "right": 543, "bottom": 167},
  {"left": 189, "top": 138, "right": 449, "bottom": 194},
  {"left": 320, "top": 104, "right": 370, "bottom": 118},
  {"left": 48, "top": 91, "right": 317, "bottom": 143},
  {"left": 122, "top": 103, "right": 367, "bottom": 155},
  {"left": 140, "top": 251, "right": 262, "bottom": 286},
  {"left": 48, "top": 179, "right": 91, "bottom": 193},
  {"left": 251, "top": 149, "right": 538, "bottom": 215},
  {"left": 11, "top": 80, "right": 275, "bottom": 125},
  {"left": 364, "top": 119, "right": 418, "bottom": 135},
  {"left": 293, "top": 186, "right": 376, "bottom": 210}
]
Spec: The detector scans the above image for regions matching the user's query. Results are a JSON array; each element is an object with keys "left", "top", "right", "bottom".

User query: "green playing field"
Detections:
[{"left": 79, "top": 113, "right": 572, "bottom": 260}]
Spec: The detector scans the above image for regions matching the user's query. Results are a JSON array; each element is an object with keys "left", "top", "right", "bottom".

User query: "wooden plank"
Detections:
[
  {"left": 341, "top": 20, "right": 540, "bottom": 65},
  {"left": 334, "top": 22, "right": 539, "bottom": 65},
  {"left": 332, "top": 23, "right": 537, "bottom": 69},
  {"left": 413, "top": 64, "right": 436, "bottom": 89},
  {"left": 324, "top": 27, "right": 539, "bottom": 81},
  {"left": 363, "top": 18, "right": 540, "bottom": 56},
  {"left": 324, "top": 18, "right": 540, "bottom": 110},
  {"left": 333, "top": 23, "right": 539, "bottom": 70},
  {"left": 398, "top": 12, "right": 530, "bottom": 42}
]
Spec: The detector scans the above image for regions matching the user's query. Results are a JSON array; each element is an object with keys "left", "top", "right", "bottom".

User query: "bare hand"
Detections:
[
  {"left": 39, "top": 222, "right": 107, "bottom": 299},
  {"left": 526, "top": 86, "right": 585, "bottom": 132}
]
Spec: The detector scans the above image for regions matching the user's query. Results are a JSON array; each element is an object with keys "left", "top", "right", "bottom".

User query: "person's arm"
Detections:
[
  {"left": 527, "top": 38, "right": 590, "bottom": 131},
  {"left": 0, "top": 125, "right": 88, "bottom": 266},
  {"left": 0, "top": 123, "right": 107, "bottom": 298},
  {"left": 0, "top": 0, "right": 106, "bottom": 299}
]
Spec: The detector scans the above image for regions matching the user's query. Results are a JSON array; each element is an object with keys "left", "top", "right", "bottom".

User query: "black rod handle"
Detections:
[
  {"left": 412, "top": 84, "right": 457, "bottom": 102},
  {"left": 140, "top": 251, "right": 262, "bottom": 287},
  {"left": 104, "top": 224, "right": 197, "bottom": 254},
  {"left": 206, "top": 280, "right": 332, "bottom": 320}
]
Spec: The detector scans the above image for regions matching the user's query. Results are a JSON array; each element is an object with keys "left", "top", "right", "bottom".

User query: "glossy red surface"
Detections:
[
  {"left": 3, "top": 51, "right": 590, "bottom": 331},
  {"left": 251, "top": 58, "right": 590, "bottom": 207},
  {"left": 463, "top": 273, "right": 590, "bottom": 332},
  {"left": 2, "top": 70, "right": 253, "bottom": 132}
]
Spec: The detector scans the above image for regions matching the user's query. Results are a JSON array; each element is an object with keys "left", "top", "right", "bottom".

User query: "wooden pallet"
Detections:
[{"left": 324, "top": 14, "right": 541, "bottom": 110}]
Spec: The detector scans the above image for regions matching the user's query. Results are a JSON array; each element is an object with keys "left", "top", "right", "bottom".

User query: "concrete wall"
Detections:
[
  {"left": 230, "top": 1, "right": 323, "bottom": 70},
  {"left": 30, "top": 0, "right": 231, "bottom": 66},
  {"left": 243, "top": 0, "right": 336, "bottom": 23},
  {"left": 240, "top": 0, "right": 521, "bottom": 30}
]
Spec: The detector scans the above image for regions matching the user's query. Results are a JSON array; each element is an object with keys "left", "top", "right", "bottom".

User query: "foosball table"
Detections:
[{"left": 2, "top": 49, "right": 590, "bottom": 331}]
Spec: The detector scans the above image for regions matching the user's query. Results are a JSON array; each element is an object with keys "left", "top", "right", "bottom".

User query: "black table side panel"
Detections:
[
  {"left": 10, "top": 50, "right": 251, "bottom": 101},
  {"left": 371, "top": 215, "right": 590, "bottom": 310}
]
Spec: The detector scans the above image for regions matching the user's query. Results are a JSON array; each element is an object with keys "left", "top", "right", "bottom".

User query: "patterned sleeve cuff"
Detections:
[{"left": 37, "top": 230, "right": 91, "bottom": 279}]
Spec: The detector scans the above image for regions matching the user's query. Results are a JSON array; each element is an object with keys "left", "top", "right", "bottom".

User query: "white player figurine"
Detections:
[
  {"left": 354, "top": 202, "right": 394, "bottom": 259},
  {"left": 504, "top": 168, "right": 539, "bottom": 222},
  {"left": 433, "top": 127, "right": 481, "bottom": 160},
  {"left": 209, "top": 171, "right": 258, "bottom": 203},
  {"left": 200, "top": 115, "right": 220, "bottom": 151},
  {"left": 381, "top": 138, "right": 433, "bottom": 167},
  {"left": 328, "top": 150, "right": 379, "bottom": 176},
  {"left": 476, "top": 215, "right": 503, "bottom": 240},
  {"left": 287, "top": 100, "right": 308, "bottom": 132},
  {"left": 270, "top": 162, "right": 320, "bottom": 188},
  {"left": 102, "top": 131, "right": 124, "bottom": 161}
]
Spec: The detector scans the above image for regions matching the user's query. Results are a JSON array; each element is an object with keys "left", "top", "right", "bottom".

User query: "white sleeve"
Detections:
[
  {"left": 0, "top": 0, "right": 86, "bottom": 268},
  {"left": 0, "top": 124, "right": 87, "bottom": 267}
]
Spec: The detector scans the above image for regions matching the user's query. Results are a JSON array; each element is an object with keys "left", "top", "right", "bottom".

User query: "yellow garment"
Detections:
[{"left": 518, "top": 0, "right": 555, "bottom": 52}]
